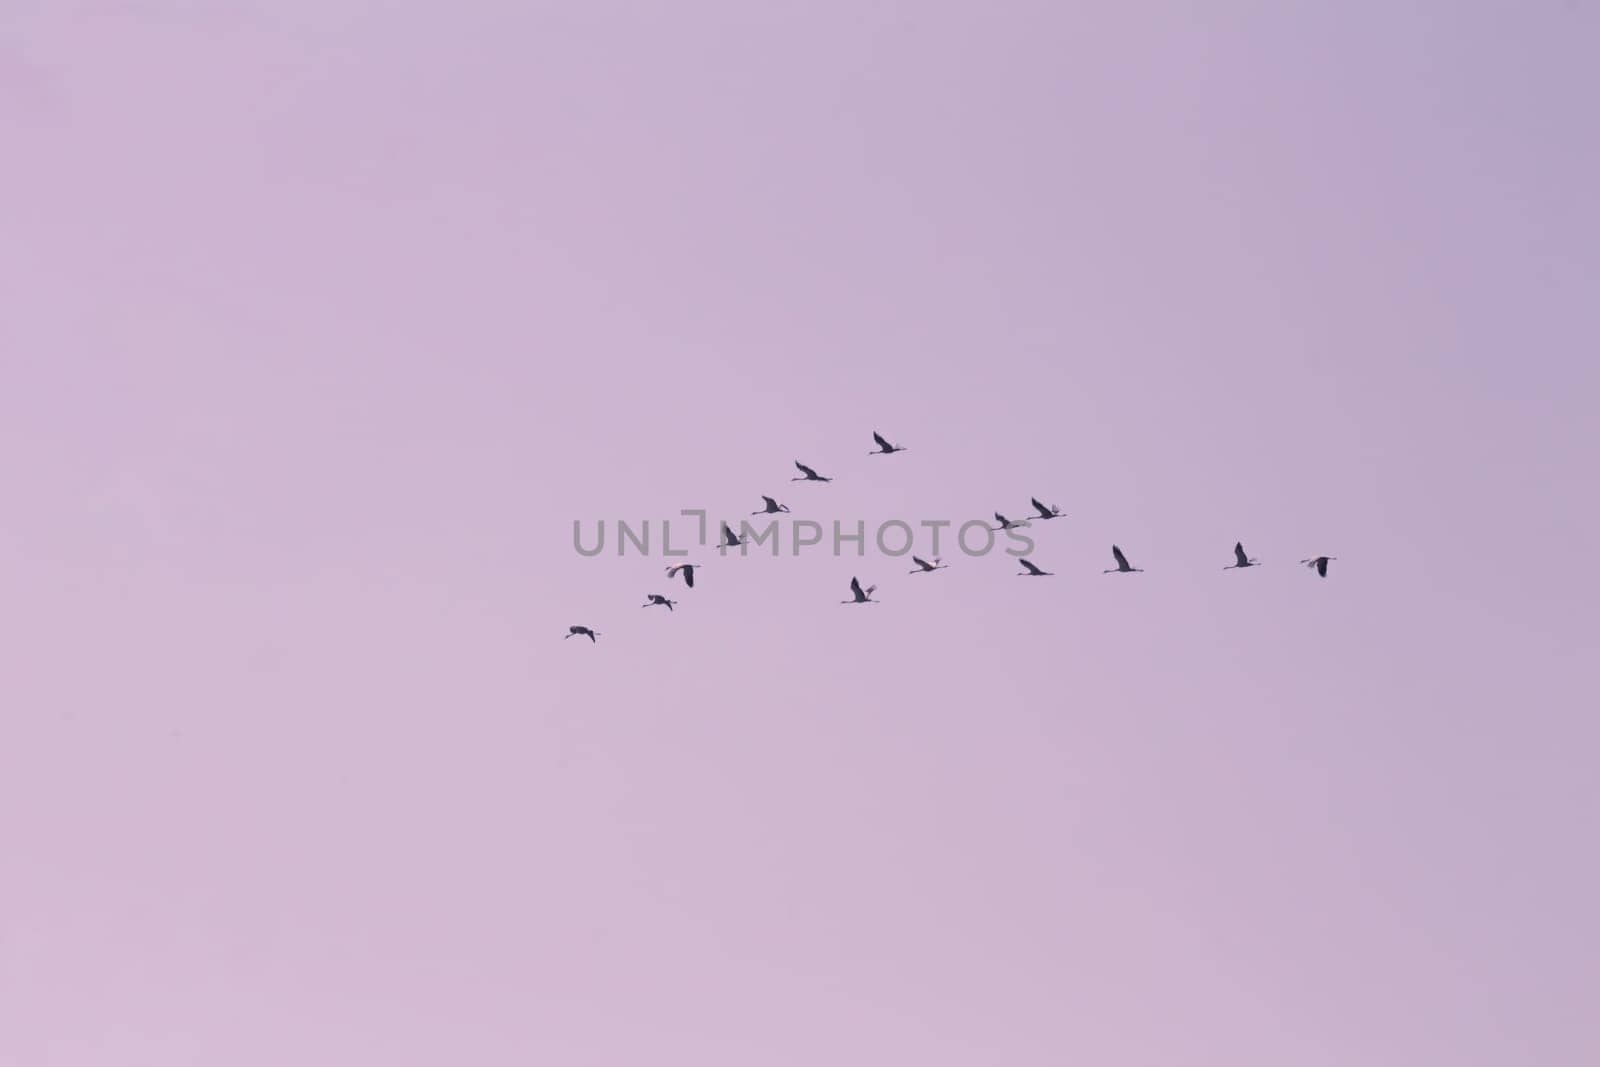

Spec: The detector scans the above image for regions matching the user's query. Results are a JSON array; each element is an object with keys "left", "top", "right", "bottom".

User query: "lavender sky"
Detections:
[{"left": 3, "top": 2, "right": 1597, "bottom": 1064}]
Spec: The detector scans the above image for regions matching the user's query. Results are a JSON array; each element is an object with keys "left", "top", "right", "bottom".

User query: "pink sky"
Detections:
[{"left": 3, "top": 2, "right": 1596, "bottom": 1064}]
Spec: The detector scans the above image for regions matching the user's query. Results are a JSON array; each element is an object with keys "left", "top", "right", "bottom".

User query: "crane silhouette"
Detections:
[
  {"left": 565, "top": 626, "right": 599, "bottom": 642},
  {"left": 1224, "top": 542, "right": 1260, "bottom": 569},
  {"left": 1017, "top": 558, "right": 1053, "bottom": 576},
  {"left": 751, "top": 495, "right": 791, "bottom": 515},
  {"left": 1029, "top": 497, "right": 1064, "bottom": 520},
  {"left": 792, "top": 461, "right": 832, "bottom": 482},
  {"left": 642, "top": 594, "right": 677, "bottom": 611},
  {"left": 1301, "top": 555, "right": 1336, "bottom": 578},
  {"left": 992, "top": 512, "right": 1029, "bottom": 531},
  {"left": 720, "top": 522, "right": 747, "bottom": 549},
  {"left": 908, "top": 555, "right": 947, "bottom": 574},
  {"left": 842, "top": 576, "right": 878, "bottom": 604},
  {"left": 869, "top": 431, "right": 907, "bottom": 455},
  {"left": 665, "top": 563, "right": 699, "bottom": 588},
  {"left": 1103, "top": 545, "right": 1143, "bottom": 573}
]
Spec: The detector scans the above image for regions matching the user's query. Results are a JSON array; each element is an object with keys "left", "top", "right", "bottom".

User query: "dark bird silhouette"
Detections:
[
  {"left": 1017, "top": 558, "right": 1053, "bottom": 576},
  {"left": 1224, "top": 542, "right": 1260, "bottom": 570},
  {"left": 1103, "top": 545, "right": 1143, "bottom": 573},
  {"left": 992, "top": 512, "right": 1029, "bottom": 531},
  {"left": 642, "top": 594, "right": 677, "bottom": 611},
  {"left": 665, "top": 563, "right": 699, "bottom": 588},
  {"left": 720, "top": 522, "right": 747, "bottom": 548},
  {"left": 842, "top": 576, "right": 878, "bottom": 604},
  {"left": 1301, "top": 555, "right": 1336, "bottom": 578},
  {"left": 565, "top": 625, "right": 599, "bottom": 642},
  {"left": 792, "top": 461, "right": 832, "bottom": 482},
  {"left": 908, "top": 555, "right": 947, "bottom": 574},
  {"left": 751, "top": 495, "right": 791, "bottom": 515},
  {"left": 1029, "top": 497, "right": 1064, "bottom": 520},
  {"left": 869, "top": 431, "right": 907, "bottom": 455}
]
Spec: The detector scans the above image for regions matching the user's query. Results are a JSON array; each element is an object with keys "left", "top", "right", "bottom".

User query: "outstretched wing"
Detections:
[
  {"left": 849, "top": 576, "right": 864, "bottom": 599},
  {"left": 872, "top": 431, "right": 891, "bottom": 450},
  {"left": 911, "top": 555, "right": 931, "bottom": 570},
  {"left": 721, "top": 522, "right": 736, "bottom": 543},
  {"left": 683, "top": 565, "right": 695, "bottom": 588},
  {"left": 1317, "top": 557, "right": 1329, "bottom": 577},
  {"left": 994, "top": 512, "right": 1008, "bottom": 526},
  {"left": 1031, "top": 497, "right": 1048, "bottom": 515},
  {"left": 795, "top": 461, "right": 818, "bottom": 478},
  {"left": 762, "top": 495, "right": 778, "bottom": 509},
  {"left": 1020, "top": 558, "right": 1043, "bottom": 575},
  {"left": 1234, "top": 542, "right": 1249, "bottom": 567},
  {"left": 1112, "top": 545, "right": 1129, "bottom": 569}
]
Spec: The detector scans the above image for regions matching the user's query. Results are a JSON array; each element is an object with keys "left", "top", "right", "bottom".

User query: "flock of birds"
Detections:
[{"left": 566, "top": 431, "right": 1337, "bottom": 643}]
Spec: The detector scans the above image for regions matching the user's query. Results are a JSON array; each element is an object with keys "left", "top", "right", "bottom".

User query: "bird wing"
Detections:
[
  {"left": 1234, "top": 542, "right": 1249, "bottom": 567},
  {"left": 1112, "top": 545, "right": 1129, "bottom": 568},
  {"left": 1020, "top": 558, "right": 1042, "bottom": 575},
  {"left": 994, "top": 512, "right": 1008, "bottom": 525},
  {"left": 761, "top": 495, "right": 777, "bottom": 509},
  {"left": 911, "top": 555, "right": 930, "bottom": 570},
  {"left": 1030, "top": 497, "right": 1049, "bottom": 515},
  {"left": 683, "top": 566, "right": 695, "bottom": 588},
  {"left": 721, "top": 523, "right": 736, "bottom": 543},
  {"left": 872, "top": 431, "right": 891, "bottom": 450},
  {"left": 795, "top": 461, "right": 818, "bottom": 478},
  {"left": 850, "top": 577, "right": 864, "bottom": 599},
  {"left": 1317, "top": 558, "right": 1329, "bottom": 577}
]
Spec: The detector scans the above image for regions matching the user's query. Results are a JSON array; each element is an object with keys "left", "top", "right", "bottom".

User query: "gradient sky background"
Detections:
[{"left": 3, "top": 2, "right": 1597, "bottom": 1064}]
